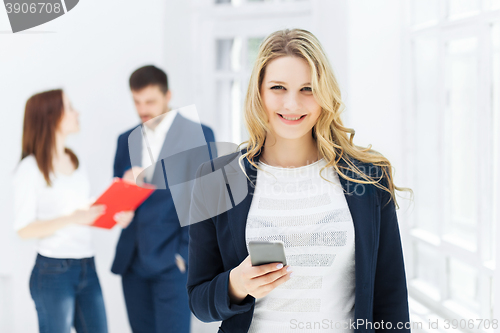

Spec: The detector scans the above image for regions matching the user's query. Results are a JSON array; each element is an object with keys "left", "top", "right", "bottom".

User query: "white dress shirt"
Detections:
[{"left": 141, "top": 109, "right": 177, "bottom": 182}]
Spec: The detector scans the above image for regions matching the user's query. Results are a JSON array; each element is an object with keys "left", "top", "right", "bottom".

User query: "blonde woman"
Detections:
[{"left": 187, "top": 29, "right": 412, "bottom": 333}]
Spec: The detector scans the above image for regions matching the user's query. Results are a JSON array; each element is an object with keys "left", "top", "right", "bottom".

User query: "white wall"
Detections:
[
  {"left": 311, "top": 0, "right": 350, "bottom": 118},
  {"left": 0, "top": 1, "right": 168, "bottom": 332},
  {"left": 346, "top": 0, "right": 404, "bottom": 168}
]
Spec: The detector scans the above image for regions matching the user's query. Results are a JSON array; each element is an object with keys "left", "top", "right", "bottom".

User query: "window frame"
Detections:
[
  {"left": 191, "top": 0, "right": 312, "bottom": 145},
  {"left": 403, "top": 0, "right": 500, "bottom": 328}
]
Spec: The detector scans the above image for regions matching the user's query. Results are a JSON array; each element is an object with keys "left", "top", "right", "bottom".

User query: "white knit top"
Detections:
[
  {"left": 12, "top": 155, "right": 94, "bottom": 259},
  {"left": 245, "top": 158, "right": 355, "bottom": 333}
]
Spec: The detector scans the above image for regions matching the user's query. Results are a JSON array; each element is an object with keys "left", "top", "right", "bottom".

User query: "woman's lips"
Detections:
[{"left": 277, "top": 113, "right": 307, "bottom": 124}]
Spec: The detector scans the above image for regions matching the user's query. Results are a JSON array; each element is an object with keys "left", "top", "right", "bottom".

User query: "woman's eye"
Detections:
[{"left": 270, "top": 86, "right": 312, "bottom": 92}]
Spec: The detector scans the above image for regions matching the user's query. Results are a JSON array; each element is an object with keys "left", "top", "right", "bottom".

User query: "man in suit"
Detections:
[{"left": 112, "top": 65, "right": 216, "bottom": 333}]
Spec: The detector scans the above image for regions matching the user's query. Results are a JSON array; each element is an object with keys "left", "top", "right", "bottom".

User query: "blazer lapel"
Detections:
[
  {"left": 150, "top": 112, "right": 184, "bottom": 187},
  {"left": 337, "top": 159, "right": 377, "bottom": 320},
  {"left": 128, "top": 124, "right": 143, "bottom": 167},
  {"left": 338, "top": 164, "right": 377, "bottom": 293},
  {"left": 226, "top": 149, "right": 260, "bottom": 262}
]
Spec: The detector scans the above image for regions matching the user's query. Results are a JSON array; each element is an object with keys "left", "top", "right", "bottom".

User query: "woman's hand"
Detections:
[
  {"left": 114, "top": 210, "right": 135, "bottom": 229},
  {"left": 72, "top": 204, "right": 106, "bottom": 225},
  {"left": 228, "top": 255, "right": 293, "bottom": 304}
]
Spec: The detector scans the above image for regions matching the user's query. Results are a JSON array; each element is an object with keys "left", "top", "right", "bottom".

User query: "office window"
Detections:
[
  {"left": 196, "top": 0, "right": 311, "bottom": 144},
  {"left": 447, "top": 0, "right": 481, "bottom": 20},
  {"left": 444, "top": 36, "right": 479, "bottom": 251},
  {"left": 413, "top": 35, "right": 440, "bottom": 236},
  {"left": 216, "top": 38, "right": 241, "bottom": 71},
  {"left": 406, "top": 0, "right": 499, "bottom": 326},
  {"left": 195, "top": 0, "right": 312, "bottom": 144},
  {"left": 214, "top": 36, "right": 263, "bottom": 144},
  {"left": 247, "top": 37, "right": 264, "bottom": 70},
  {"left": 414, "top": 242, "right": 441, "bottom": 300},
  {"left": 448, "top": 257, "right": 480, "bottom": 313}
]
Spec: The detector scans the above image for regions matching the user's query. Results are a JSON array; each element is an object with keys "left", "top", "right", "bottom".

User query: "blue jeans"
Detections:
[{"left": 29, "top": 254, "right": 108, "bottom": 333}]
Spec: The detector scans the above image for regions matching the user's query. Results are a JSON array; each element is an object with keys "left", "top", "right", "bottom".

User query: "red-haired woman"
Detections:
[{"left": 12, "top": 89, "right": 134, "bottom": 333}]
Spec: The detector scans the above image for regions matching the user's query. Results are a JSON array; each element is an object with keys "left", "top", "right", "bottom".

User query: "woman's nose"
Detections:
[{"left": 283, "top": 92, "right": 300, "bottom": 111}]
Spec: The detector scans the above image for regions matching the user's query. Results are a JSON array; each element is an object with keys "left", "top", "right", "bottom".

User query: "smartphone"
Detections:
[{"left": 248, "top": 240, "right": 287, "bottom": 266}]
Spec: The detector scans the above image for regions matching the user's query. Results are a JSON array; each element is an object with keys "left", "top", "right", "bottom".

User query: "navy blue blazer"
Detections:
[
  {"left": 111, "top": 114, "right": 215, "bottom": 277},
  {"left": 187, "top": 148, "right": 410, "bottom": 333}
]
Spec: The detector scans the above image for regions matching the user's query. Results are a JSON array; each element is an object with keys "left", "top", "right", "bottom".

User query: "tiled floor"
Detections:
[
  {"left": 189, "top": 297, "right": 471, "bottom": 333},
  {"left": 408, "top": 297, "right": 470, "bottom": 333}
]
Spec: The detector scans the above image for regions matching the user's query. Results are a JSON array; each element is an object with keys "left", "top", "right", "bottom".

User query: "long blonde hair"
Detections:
[{"left": 236, "top": 28, "right": 412, "bottom": 209}]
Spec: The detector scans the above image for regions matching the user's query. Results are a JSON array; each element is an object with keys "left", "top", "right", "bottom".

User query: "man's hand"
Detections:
[
  {"left": 123, "top": 166, "right": 145, "bottom": 186},
  {"left": 175, "top": 253, "right": 186, "bottom": 273},
  {"left": 114, "top": 211, "right": 135, "bottom": 229}
]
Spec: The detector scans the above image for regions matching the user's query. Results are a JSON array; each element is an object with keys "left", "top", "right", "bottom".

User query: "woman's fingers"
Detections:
[
  {"left": 239, "top": 259, "right": 293, "bottom": 299},
  {"left": 247, "top": 261, "right": 288, "bottom": 279},
  {"left": 92, "top": 204, "right": 106, "bottom": 213},
  {"left": 248, "top": 265, "right": 292, "bottom": 288},
  {"left": 257, "top": 269, "right": 292, "bottom": 294},
  {"left": 257, "top": 262, "right": 286, "bottom": 274},
  {"left": 88, "top": 205, "right": 106, "bottom": 220},
  {"left": 248, "top": 267, "right": 292, "bottom": 299},
  {"left": 229, "top": 255, "right": 293, "bottom": 301}
]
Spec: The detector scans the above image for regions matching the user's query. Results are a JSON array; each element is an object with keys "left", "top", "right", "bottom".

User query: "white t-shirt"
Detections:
[
  {"left": 12, "top": 155, "right": 94, "bottom": 259},
  {"left": 245, "top": 158, "right": 355, "bottom": 333}
]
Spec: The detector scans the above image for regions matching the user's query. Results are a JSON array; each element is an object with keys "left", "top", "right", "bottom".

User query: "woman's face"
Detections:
[
  {"left": 58, "top": 92, "right": 80, "bottom": 135},
  {"left": 260, "top": 56, "right": 322, "bottom": 141}
]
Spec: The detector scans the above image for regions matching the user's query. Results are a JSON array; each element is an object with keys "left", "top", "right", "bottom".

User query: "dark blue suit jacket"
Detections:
[
  {"left": 187, "top": 148, "right": 410, "bottom": 333},
  {"left": 111, "top": 114, "right": 215, "bottom": 277}
]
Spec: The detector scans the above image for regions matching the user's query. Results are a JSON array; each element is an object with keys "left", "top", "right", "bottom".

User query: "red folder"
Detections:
[{"left": 91, "top": 178, "right": 155, "bottom": 229}]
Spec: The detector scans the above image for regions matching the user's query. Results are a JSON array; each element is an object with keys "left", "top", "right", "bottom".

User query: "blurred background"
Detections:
[{"left": 0, "top": 0, "right": 498, "bottom": 332}]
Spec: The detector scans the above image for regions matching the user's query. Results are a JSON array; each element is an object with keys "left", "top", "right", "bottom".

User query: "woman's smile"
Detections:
[{"left": 277, "top": 112, "right": 307, "bottom": 125}]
